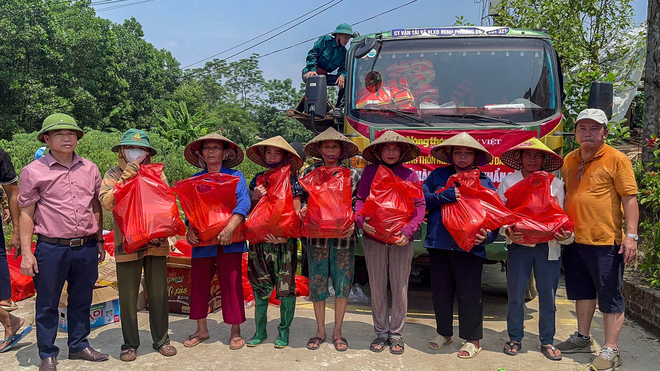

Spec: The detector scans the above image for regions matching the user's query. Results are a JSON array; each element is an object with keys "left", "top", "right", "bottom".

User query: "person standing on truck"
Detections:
[
  {"left": 98, "top": 129, "right": 177, "bottom": 362},
  {"left": 17, "top": 113, "right": 108, "bottom": 371},
  {"left": 302, "top": 23, "right": 355, "bottom": 116},
  {"left": 355, "top": 131, "right": 425, "bottom": 355},
  {"left": 244, "top": 136, "right": 304, "bottom": 349},
  {"left": 181, "top": 133, "right": 249, "bottom": 350},
  {"left": 301, "top": 128, "right": 360, "bottom": 352},
  {"left": 497, "top": 138, "right": 574, "bottom": 361},
  {"left": 423, "top": 132, "right": 497, "bottom": 359},
  {"left": 556, "top": 109, "right": 639, "bottom": 371}
]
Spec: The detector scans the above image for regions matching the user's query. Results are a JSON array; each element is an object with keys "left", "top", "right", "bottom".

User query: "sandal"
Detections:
[
  {"left": 457, "top": 342, "right": 481, "bottom": 359},
  {"left": 183, "top": 334, "right": 210, "bottom": 348},
  {"left": 0, "top": 325, "right": 32, "bottom": 354},
  {"left": 503, "top": 341, "right": 521, "bottom": 356},
  {"left": 229, "top": 336, "right": 245, "bottom": 350},
  {"left": 429, "top": 335, "right": 452, "bottom": 350},
  {"left": 389, "top": 337, "right": 404, "bottom": 355},
  {"left": 541, "top": 344, "right": 562, "bottom": 361},
  {"left": 369, "top": 337, "right": 389, "bottom": 353},
  {"left": 306, "top": 337, "right": 325, "bottom": 350},
  {"left": 120, "top": 349, "right": 137, "bottom": 362},
  {"left": 333, "top": 337, "right": 349, "bottom": 352},
  {"left": 0, "top": 301, "right": 18, "bottom": 312}
]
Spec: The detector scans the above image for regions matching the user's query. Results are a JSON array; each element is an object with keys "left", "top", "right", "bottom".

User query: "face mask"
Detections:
[{"left": 124, "top": 148, "right": 148, "bottom": 163}]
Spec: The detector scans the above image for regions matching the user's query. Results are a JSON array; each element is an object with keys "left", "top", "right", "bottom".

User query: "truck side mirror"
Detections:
[
  {"left": 304, "top": 75, "right": 327, "bottom": 118},
  {"left": 354, "top": 37, "right": 377, "bottom": 59},
  {"left": 588, "top": 81, "right": 613, "bottom": 120}
]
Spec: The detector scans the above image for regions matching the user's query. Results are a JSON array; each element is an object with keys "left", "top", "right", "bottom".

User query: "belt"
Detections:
[{"left": 37, "top": 235, "right": 96, "bottom": 247}]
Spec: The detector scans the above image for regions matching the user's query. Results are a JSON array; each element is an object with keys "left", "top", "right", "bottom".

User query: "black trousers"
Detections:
[{"left": 429, "top": 248, "right": 484, "bottom": 341}]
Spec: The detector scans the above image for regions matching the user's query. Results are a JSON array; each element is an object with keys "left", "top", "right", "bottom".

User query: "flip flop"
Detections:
[
  {"left": 541, "top": 344, "right": 562, "bottom": 361},
  {"left": 503, "top": 341, "right": 521, "bottom": 356},
  {"left": 229, "top": 336, "right": 245, "bottom": 350},
  {"left": 183, "top": 334, "right": 210, "bottom": 348},
  {"left": 0, "top": 301, "right": 18, "bottom": 312},
  {"left": 306, "top": 337, "right": 325, "bottom": 350},
  {"left": 0, "top": 325, "right": 33, "bottom": 353}
]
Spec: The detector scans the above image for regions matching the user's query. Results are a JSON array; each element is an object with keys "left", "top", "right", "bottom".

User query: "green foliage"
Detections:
[
  {"left": 452, "top": 16, "right": 475, "bottom": 26},
  {"left": 637, "top": 130, "right": 660, "bottom": 287},
  {"left": 155, "top": 102, "right": 218, "bottom": 148}
]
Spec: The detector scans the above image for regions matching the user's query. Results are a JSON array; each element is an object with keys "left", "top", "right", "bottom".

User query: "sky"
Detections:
[{"left": 97, "top": 0, "right": 649, "bottom": 83}]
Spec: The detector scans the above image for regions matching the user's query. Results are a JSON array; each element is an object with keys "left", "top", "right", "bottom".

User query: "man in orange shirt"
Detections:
[{"left": 557, "top": 109, "right": 638, "bottom": 371}]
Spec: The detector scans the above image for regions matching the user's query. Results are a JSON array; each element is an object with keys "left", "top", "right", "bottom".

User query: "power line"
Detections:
[
  {"left": 96, "top": 0, "right": 155, "bottom": 12},
  {"left": 181, "top": 0, "right": 339, "bottom": 70}
]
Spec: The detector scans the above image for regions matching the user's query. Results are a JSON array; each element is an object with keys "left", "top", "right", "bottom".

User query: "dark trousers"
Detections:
[
  {"left": 429, "top": 248, "right": 484, "bottom": 341},
  {"left": 116, "top": 255, "right": 170, "bottom": 351},
  {"left": 0, "top": 238, "right": 12, "bottom": 301},
  {"left": 325, "top": 74, "right": 345, "bottom": 107},
  {"left": 33, "top": 239, "right": 98, "bottom": 359},
  {"left": 506, "top": 243, "right": 561, "bottom": 345}
]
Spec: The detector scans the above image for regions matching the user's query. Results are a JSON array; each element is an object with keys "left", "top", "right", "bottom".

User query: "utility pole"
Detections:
[{"left": 643, "top": 0, "right": 660, "bottom": 166}]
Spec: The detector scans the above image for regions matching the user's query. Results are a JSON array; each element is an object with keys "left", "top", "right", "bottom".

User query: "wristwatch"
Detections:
[{"left": 626, "top": 233, "right": 638, "bottom": 241}]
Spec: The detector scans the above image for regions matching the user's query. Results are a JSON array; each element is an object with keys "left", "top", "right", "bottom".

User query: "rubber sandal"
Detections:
[
  {"left": 429, "top": 335, "right": 452, "bottom": 350},
  {"left": 306, "top": 337, "right": 325, "bottom": 350},
  {"left": 0, "top": 325, "right": 32, "bottom": 353},
  {"left": 0, "top": 301, "right": 18, "bottom": 312},
  {"left": 333, "top": 337, "right": 349, "bottom": 352},
  {"left": 503, "top": 341, "right": 521, "bottom": 356},
  {"left": 541, "top": 344, "right": 562, "bottom": 361},
  {"left": 229, "top": 336, "right": 245, "bottom": 350},
  {"left": 389, "top": 337, "right": 404, "bottom": 355},
  {"left": 183, "top": 334, "right": 210, "bottom": 348},
  {"left": 457, "top": 342, "right": 481, "bottom": 359},
  {"left": 369, "top": 337, "right": 389, "bottom": 353}
]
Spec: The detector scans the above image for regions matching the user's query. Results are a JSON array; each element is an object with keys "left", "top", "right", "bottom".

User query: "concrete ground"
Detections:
[{"left": 2, "top": 267, "right": 660, "bottom": 370}]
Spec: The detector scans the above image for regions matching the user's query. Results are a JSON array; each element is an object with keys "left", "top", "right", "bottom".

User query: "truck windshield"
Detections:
[{"left": 348, "top": 37, "right": 561, "bottom": 126}]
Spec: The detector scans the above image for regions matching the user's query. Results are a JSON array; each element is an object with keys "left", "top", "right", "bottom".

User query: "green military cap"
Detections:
[
  {"left": 332, "top": 23, "right": 354, "bottom": 36},
  {"left": 37, "top": 113, "right": 84, "bottom": 143},
  {"left": 111, "top": 129, "right": 157, "bottom": 156}
]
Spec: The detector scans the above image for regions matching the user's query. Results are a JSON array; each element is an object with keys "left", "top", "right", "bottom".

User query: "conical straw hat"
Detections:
[
  {"left": 500, "top": 137, "right": 563, "bottom": 172},
  {"left": 430, "top": 132, "right": 493, "bottom": 166},
  {"left": 362, "top": 130, "right": 421, "bottom": 164},
  {"left": 184, "top": 133, "right": 244, "bottom": 169},
  {"left": 303, "top": 127, "right": 360, "bottom": 160},
  {"left": 246, "top": 136, "right": 304, "bottom": 171}
]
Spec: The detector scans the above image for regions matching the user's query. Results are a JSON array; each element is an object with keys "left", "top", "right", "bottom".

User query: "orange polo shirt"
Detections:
[{"left": 562, "top": 144, "right": 637, "bottom": 245}]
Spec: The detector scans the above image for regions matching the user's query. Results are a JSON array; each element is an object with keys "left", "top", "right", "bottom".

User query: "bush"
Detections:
[{"left": 637, "top": 134, "right": 660, "bottom": 287}]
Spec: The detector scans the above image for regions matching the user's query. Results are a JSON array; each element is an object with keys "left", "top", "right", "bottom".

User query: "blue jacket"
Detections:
[
  {"left": 422, "top": 166, "right": 497, "bottom": 259},
  {"left": 191, "top": 167, "right": 250, "bottom": 258}
]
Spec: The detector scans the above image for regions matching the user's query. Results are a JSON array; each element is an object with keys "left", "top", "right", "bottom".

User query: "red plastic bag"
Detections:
[
  {"left": 241, "top": 253, "right": 254, "bottom": 302},
  {"left": 295, "top": 275, "right": 310, "bottom": 297},
  {"left": 103, "top": 231, "right": 115, "bottom": 257},
  {"left": 504, "top": 172, "right": 574, "bottom": 244},
  {"left": 8, "top": 246, "right": 36, "bottom": 302},
  {"left": 172, "top": 239, "right": 192, "bottom": 257},
  {"left": 358, "top": 165, "right": 423, "bottom": 244},
  {"left": 245, "top": 165, "right": 300, "bottom": 244},
  {"left": 113, "top": 163, "right": 186, "bottom": 254},
  {"left": 300, "top": 166, "right": 355, "bottom": 239},
  {"left": 173, "top": 172, "right": 246, "bottom": 245},
  {"left": 439, "top": 169, "right": 516, "bottom": 251}
]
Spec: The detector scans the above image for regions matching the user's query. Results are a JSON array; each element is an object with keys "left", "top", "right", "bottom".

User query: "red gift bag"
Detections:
[
  {"left": 300, "top": 166, "right": 355, "bottom": 239},
  {"left": 504, "top": 172, "right": 574, "bottom": 244},
  {"left": 245, "top": 165, "right": 300, "bottom": 244},
  {"left": 438, "top": 169, "right": 516, "bottom": 251},
  {"left": 358, "top": 165, "right": 423, "bottom": 244},
  {"left": 113, "top": 163, "right": 186, "bottom": 253},
  {"left": 173, "top": 172, "right": 246, "bottom": 245}
]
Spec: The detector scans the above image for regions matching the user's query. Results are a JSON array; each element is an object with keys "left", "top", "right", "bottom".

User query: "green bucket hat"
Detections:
[
  {"left": 111, "top": 129, "right": 157, "bottom": 156},
  {"left": 37, "top": 113, "right": 84, "bottom": 143},
  {"left": 332, "top": 23, "right": 354, "bottom": 36}
]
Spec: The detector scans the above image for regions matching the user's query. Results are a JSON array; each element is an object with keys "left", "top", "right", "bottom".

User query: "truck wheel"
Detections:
[{"left": 525, "top": 272, "right": 537, "bottom": 301}]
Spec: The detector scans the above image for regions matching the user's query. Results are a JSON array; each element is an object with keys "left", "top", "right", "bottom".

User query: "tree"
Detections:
[{"left": 643, "top": 0, "right": 660, "bottom": 166}]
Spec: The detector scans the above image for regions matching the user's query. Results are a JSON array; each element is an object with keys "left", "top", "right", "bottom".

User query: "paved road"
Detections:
[{"left": 2, "top": 267, "right": 659, "bottom": 370}]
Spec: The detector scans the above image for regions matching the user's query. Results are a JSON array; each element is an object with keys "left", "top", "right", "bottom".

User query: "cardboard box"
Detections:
[
  {"left": 58, "top": 283, "right": 120, "bottom": 331},
  {"left": 167, "top": 256, "right": 221, "bottom": 315},
  {"left": 97, "top": 259, "right": 118, "bottom": 289}
]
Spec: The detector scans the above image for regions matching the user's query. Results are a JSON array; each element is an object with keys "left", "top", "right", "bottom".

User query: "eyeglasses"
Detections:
[{"left": 576, "top": 161, "right": 585, "bottom": 180}]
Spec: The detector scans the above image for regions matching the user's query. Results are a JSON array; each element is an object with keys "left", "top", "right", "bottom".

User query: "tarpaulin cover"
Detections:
[
  {"left": 7, "top": 244, "right": 36, "bottom": 302},
  {"left": 300, "top": 166, "right": 355, "bottom": 239},
  {"left": 504, "top": 172, "right": 574, "bottom": 244},
  {"left": 173, "top": 172, "right": 246, "bottom": 245},
  {"left": 113, "top": 164, "right": 186, "bottom": 254},
  {"left": 358, "top": 165, "right": 423, "bottom": 244},
  {"left": 245, "top": 165, "right": 300, "bottom": 244},
  {"left": 438, "top": 169, "right": 516, "bottom": 251}
]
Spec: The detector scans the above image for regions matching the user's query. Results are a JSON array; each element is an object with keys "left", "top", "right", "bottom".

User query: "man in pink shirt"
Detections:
[{"left": 18, "top": 113, "right": 108, "bottom": 371}]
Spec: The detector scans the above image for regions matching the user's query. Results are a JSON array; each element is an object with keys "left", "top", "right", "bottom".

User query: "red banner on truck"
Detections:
[{"left": 373, "top": 129, "right": 537, "bottom": 186}]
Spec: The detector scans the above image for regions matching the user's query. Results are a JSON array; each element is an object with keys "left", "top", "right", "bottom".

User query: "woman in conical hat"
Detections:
[
  {"left": 300, "top": 127, "right": 360, "bottom": 352},
  {"left": 355, "top": 130, "right": 425, "bottom": 355},
  {"left": 423, "top": 132, "right": 496, "bottom": 359},
  {"left": 497, "top": 138, "right": 573, "bottom": 361},
  {"left": 182, "top": 133, "right": 250, "bottom": 350},
  {"left": 244, "top": 136, "right": 303, "bottom": 349}
]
